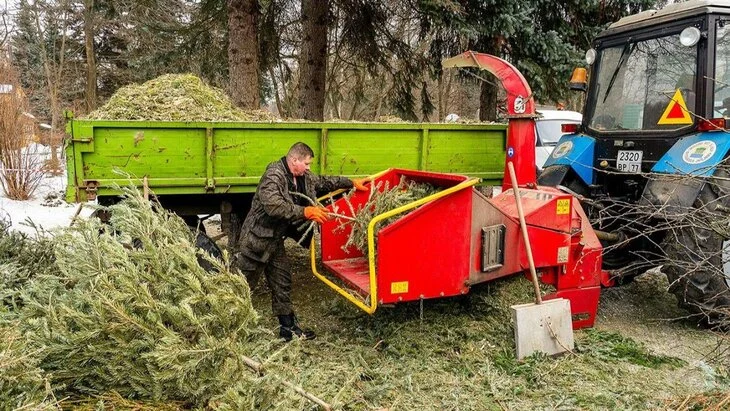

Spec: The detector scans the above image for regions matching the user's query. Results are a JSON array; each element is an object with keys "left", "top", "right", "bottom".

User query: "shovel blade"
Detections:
[{"left": 511, "top": 298, "right": 574, "bottom": 360}]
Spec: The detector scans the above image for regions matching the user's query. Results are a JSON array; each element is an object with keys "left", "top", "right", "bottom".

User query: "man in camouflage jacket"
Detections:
[{"left": 236, "top": 142, "right": 368, "bottom": 341}]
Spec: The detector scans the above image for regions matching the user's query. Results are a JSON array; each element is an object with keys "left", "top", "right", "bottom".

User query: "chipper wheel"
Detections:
[{"left": 661, "top": 167, "right": 730, "bottom": 329}]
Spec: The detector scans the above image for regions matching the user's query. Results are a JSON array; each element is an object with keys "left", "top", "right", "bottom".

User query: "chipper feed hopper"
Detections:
[{"left": 312, "top": 52, "right": 613, "bottom": 329}]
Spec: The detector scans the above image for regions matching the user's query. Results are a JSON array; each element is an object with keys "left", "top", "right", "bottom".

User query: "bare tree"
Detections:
[
  {"left": 24, "top": 0, "right": 71, "bottom": 173},
  {"left": 0, "top": 4, "right": 9, "bottom": 50},
  {"left": 0, "top": 59, "right": 45, "bottom": 200},
  {"left": 227, "top": 0, "right": 260, "bottom": 109}
]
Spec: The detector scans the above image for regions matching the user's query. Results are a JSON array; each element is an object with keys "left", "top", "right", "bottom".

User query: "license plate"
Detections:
[{"left": 616, "top": 150, "right": 642, "bottom": 172}]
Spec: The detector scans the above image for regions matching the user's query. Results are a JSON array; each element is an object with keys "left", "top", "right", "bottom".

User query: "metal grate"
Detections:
[{"left": 481, "top": 224, "right": 505, "bottom": 272}]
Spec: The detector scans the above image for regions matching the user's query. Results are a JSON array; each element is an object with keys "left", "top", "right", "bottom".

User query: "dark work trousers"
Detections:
[{"left": 239, "top": 242, "right": 293, "bottom": 316}]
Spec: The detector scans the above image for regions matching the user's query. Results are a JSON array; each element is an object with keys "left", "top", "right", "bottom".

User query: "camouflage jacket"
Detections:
[{"left": 238, "top": 157, "right": 353, "bottom": 263}]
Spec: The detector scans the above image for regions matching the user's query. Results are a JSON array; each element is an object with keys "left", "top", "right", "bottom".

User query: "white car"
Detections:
[{"left": 535, "top": 109, "right": 583, "bottom": 171}]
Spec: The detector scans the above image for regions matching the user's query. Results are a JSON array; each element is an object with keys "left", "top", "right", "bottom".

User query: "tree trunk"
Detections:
[
  {"left": 479, "top": 79, "right": 498, "bottom": 121},
  {"left": 268, "top": 66, "right": 283, "bottom": 116},
  {"left": 227, "top": 0, "right": 260, "bottom": 109},
  {"left": 83, "top": 0, "right": 97, "bottom": 112},
  {"left": 298, "top": 0, "right": 328, "bottom": 121},
  {"left": 476, "top": 36, "right": 501, "bottom": 122}
]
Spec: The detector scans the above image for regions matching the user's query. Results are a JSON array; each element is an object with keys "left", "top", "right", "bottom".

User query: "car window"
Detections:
[{"left": 536, "top": 120, "right": 576, "bottom": 146}]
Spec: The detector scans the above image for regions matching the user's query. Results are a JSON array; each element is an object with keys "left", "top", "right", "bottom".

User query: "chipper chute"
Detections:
[{"left": 311, "top": 51, "right": 613, "bottom": 357}]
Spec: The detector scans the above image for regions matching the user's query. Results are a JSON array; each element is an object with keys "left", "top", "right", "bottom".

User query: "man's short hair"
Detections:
[{"left": 287, "top": 142, "right": 314, "bottom": 159}]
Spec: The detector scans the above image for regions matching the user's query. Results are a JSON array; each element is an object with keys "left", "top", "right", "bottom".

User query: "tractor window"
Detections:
[
  {"left": 588, "top": 32, "right": 697, "bottom": 132},
  {"left": 713, "top": 21, "right": 730, "bottom": 118}
]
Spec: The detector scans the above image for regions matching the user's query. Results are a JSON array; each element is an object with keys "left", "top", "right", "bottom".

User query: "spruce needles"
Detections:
[{"left": 333, "top": 177, "right": 439, "bottom": 255}]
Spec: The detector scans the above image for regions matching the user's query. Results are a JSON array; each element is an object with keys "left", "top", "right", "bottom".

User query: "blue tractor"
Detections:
[{"left": 539, "top": 0, "right": 730, "bottom": 327}]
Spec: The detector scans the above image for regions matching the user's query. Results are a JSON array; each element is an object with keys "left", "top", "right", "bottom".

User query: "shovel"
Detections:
[{"left": 507, "top": 161, "right": 574, "bottom": 360}]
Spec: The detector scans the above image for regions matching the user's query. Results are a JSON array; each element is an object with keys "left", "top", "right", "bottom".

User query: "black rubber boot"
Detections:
[{"left": 277, "top": 314, "right": 316, "bottom": 341}]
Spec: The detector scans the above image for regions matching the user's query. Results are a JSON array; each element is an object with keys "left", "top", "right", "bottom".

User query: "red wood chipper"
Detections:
[{"left": 311, "top": 52, "right": 613, "bottom": 329}]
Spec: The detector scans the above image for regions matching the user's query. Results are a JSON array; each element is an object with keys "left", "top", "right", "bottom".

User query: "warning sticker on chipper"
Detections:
[
  {"left": 391, "top": 281, "right": 409, "bottom": 294},
  {"left": 557, "top": 246, "right": 569, "bottom": 263},
  {"left": 556, "top": 199, "right": 570, "bottom": 215}
]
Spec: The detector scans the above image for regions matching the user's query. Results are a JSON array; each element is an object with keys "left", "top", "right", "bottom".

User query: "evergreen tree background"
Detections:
[{"left": 5, "top": 0, "right": 663, "bottom": 127}]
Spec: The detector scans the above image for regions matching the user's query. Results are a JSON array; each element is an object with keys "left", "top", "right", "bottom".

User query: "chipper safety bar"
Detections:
[{"left": 312, "top": 52, "right": 612, "bottom": 329}]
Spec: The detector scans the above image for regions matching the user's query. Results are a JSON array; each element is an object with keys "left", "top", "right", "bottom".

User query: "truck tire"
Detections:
[
  {"left": 662, "top": 168, "right": 730, "bottom": 328},
  {"left": 194, "top": 230, "right": 223, "bottom": 272}
]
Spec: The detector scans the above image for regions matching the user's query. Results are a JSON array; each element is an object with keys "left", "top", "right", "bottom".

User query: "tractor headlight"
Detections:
[
  {"left": 585, "top": 48, "right": 596, "bottom": 65},
  {"left": 680, "top": 26, "right": 701, "bottom": 47}
]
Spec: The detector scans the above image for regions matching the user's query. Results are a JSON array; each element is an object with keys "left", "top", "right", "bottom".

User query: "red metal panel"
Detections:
[
  {"left": 322, "top": 258, "right": 370, "bottom": 295},
  {"left": 320, "top": 168, "right": 471, "bottom": 304},
  {"left": 489, "top": 187, "right": 573, "bottom": 233},
  {"left": 545, "top": 287, "right": 601, "bottom": 329},
  {"left": 321, "top": 193, "right": 368, "bottom": 261},
  {"left": 377, "top": 188, "right": 473, "bottom": 304},
  {"left": 502, "top": 119, "right": 538, "bottom": 190}
]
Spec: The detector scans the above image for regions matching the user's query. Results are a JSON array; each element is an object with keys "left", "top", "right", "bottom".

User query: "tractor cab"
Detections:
[{"left": 542, "top": 1, "right": 730, "bottom": 201}]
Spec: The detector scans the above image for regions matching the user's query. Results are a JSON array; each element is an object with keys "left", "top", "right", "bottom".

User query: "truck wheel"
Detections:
[
  {"left": 193, "top": 229, "right": 223, "bottom": 272},
  {"left": 662, "top": 169, "right": 730, "bottom": 328}
]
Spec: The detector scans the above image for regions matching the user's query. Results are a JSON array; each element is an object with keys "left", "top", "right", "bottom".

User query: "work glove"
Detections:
[
  {"left": 351, "top": 178, "right": 370, "bottom": 192},
  {"left": 304, "top": 206, "right": 329, "bottom": 224}
]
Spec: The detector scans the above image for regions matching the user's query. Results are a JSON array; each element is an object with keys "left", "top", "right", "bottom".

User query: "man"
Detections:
[{"left": 235, "top": 142, "right": 368, "bottom": 341}]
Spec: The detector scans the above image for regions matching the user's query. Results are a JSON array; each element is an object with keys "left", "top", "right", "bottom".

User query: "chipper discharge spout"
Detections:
[{"left": 311, "top": 51, "right": 610, "bottom": 330}]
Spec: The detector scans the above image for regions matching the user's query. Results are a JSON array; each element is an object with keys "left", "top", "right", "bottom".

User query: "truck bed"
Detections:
[{"left": 65, "top": 119, "right": 508, "bottom": 202}]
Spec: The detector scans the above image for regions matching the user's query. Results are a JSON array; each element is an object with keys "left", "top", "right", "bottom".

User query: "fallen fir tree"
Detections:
[
  {"left": 0, "top": 220, "right": 59, "bottom": 409},
  {"left": 0, "top": 187, "right": 332, "bottom": 409}
]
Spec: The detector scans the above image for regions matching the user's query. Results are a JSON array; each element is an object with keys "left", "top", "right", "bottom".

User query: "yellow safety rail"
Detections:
[{"left": 311, "top": 173, "right": 480, "bottom": 314}]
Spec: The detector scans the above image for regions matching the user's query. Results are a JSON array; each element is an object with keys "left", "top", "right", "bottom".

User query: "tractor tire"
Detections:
[{"left": 661, "top": 167, "right": 730, "bottom": 329}]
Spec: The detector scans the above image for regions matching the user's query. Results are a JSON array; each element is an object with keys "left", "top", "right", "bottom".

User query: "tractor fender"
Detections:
[
  {"left": 651, "top": 132, "right": 730, "bottom": 177},
  {"left": 542, "top": 134, "right": 595, "bottom": 186},
  {"left": 641, "top": 131, "right": 730, "bottom": 218}
]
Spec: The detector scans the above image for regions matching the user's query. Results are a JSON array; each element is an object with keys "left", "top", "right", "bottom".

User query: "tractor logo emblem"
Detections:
[
  {"left": 514, "top": 95, "right": 526, "bottom": 114},
  {"left": 682, "top": 140, "right": 716, "bottom": 164},
  {"left": 552, "top": 141, "right": 573, "bottom": 159}
]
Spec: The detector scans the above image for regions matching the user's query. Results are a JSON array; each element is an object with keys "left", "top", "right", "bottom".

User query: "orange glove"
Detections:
[
  {"left": 304, "top": 206, "right": 329, "bottom": 224},
  {"left": 351, "top": 178, "right": 370, "bottom": 192}
]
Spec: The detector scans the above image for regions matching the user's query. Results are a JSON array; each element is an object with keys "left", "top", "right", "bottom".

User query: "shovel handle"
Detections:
[{"left": 507, "top": 161, "right": 542, "bottom": 305}]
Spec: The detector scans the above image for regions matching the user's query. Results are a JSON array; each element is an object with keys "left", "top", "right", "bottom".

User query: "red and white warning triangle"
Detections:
[{"left": 658, "top": 89, "right": 693, "bottom": 125}]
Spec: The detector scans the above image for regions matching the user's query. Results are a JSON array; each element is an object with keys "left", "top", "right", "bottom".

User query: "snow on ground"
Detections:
[{"left": 0, "top": 149, "right": 94, "bottom": 235}]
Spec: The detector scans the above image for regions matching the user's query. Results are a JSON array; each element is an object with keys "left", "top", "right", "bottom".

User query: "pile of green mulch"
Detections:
[
  {"left": 248, "top": 258, "right": 726, "bottom": 410},
  {"left": 84, "top": 74, "right": 279, "bottom": 122}
]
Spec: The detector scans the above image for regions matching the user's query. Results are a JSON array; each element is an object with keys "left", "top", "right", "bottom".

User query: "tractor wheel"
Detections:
[{"left": 662, "top": 168, "right": 730, "bottom": 329}]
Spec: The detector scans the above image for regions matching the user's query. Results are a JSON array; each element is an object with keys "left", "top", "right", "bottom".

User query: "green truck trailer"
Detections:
[{"left": 64, "top": 115, "right": 508, "bottom": 243}]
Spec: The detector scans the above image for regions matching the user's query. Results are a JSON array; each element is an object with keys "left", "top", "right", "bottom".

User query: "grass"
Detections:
[{"left": 244, "top": 240, "right": 730, "bottom": 410}]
